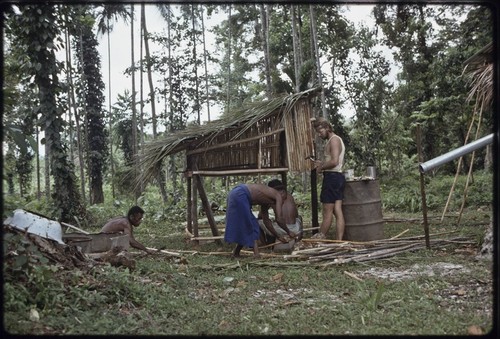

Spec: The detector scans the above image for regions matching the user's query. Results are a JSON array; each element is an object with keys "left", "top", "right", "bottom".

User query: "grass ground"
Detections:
[{"left": 3, "top": 208, "right": 495, "bottom": 336}]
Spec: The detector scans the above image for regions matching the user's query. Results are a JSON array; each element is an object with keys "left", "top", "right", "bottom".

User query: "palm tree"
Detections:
[{"left": 96, "top": 4, "right": 130, "bottom": 199}]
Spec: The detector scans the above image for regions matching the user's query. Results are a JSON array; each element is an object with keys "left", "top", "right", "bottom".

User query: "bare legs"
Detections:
[
  {"left": 232, "top": 244, "right": 243, "bottom": 258},
  {"left": 333, "top": 200, "right": 345, "bottom": 240},
  {"left": 318, "top": 200, "right": 344, "bottom": 240},
  {"left": 319, "top": 202, "right": 335, "bottom": 236},
  {"left": 231, "top": 241, "right": 261, "bottom": 258}
]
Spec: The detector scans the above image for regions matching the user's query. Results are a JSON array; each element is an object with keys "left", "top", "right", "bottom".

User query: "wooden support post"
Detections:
[
  {"left": 281, "top": 171, "right": 287, "bottom": 189},
  {"left": 194, "top": 175, "right": 221, "bottom": 244},
  {"left": 416, "top": 124, "right": 430, "bottom": 249},
  {"left": 186, "top": 176, "right": 192, "bottom": 234},
  {"left": 311, "top": 169, "right": 319, "bottom": 233},
  {"left": 192, "top": 175, "right": 199, "bottom": 245}
]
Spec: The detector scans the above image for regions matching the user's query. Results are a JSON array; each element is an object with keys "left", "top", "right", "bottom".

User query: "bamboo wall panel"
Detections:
[{"left": 284, "top": 99, "right": 315, "bottom": 172}]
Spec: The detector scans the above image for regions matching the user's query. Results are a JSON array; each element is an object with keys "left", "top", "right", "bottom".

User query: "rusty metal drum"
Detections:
[{"left": 342, "top": 179, "right": 384, "bottom": 241}]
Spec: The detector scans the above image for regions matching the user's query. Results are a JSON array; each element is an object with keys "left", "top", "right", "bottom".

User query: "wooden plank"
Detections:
[{"left": 189, "top": 167, "right": 289, "bottom": 177}]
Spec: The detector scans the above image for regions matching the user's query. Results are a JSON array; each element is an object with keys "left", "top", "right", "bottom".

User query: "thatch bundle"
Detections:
[{"left": 463, "top": 42, "right": 493, "bottom": 108}]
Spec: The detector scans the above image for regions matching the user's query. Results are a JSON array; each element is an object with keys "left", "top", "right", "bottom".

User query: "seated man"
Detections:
[
  {"left": 100, "top": 206, "right": 154, "bottom": 254},
  {"left": 259, "top": 179, "right": 303, "bottom": 247}
]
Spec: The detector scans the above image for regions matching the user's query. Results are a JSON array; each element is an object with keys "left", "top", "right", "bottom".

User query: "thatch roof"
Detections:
[
  {"left": 463, "top": 42, "right": 493, "bottom": 108},
  {"left": 136, "top": 88, "right": 320, "bottom": 184}
]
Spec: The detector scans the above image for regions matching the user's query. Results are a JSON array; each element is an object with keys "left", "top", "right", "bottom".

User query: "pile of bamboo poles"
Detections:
[
  {"left": 136, "top": 230, "right": 476, "bottom": 268},
  {"left": 286, "top": 231, "right": 474, "bottom": 266}
]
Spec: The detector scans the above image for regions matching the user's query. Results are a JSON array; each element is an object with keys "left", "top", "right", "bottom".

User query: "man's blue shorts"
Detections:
[{"left": 320, "top": 172, "right": 346, "bottom": 203}]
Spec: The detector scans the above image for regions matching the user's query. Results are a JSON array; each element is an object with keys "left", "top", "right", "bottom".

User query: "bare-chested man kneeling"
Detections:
[{"left": 100, "top": 206, "right": 154, "bottom": 254}]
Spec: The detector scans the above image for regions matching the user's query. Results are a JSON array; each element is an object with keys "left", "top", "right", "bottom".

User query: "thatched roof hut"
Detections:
[{"left": 138, "top": 88, "right": 321, "bottom": 240}]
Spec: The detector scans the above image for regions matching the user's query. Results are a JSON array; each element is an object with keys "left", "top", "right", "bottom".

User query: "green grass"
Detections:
[
  {"left": 2, "top": 172, "right": 495, "bottom": 335},
  {"left": 3, "top": 209, "right": 494, "bottom": 336}
]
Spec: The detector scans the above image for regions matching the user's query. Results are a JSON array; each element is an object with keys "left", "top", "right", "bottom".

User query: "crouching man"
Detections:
[{"left": 100, "top": 206, "right": 154, "bottom": 254}]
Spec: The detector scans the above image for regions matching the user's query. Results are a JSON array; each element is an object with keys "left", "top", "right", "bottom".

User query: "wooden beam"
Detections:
[
  {"left": 187, "top": 167, "right": 289, "bottom": 177},
  {"left": 311, "top": 169, "right": 319, "bottom": 231}
]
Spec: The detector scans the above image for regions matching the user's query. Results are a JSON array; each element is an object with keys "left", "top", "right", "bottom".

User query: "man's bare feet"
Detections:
[
  {"left": 311, "top": 232, "right": 326, "bottom": 239},
  {"left": 232, "top": 244, "right": 243, "bottom": 258}
]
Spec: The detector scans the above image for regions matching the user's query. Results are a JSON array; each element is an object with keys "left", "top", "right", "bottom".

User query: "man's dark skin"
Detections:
[
  {"left": 232, "top": 183, "right": 297, "bottom": 258},
  {"left": 259, "top": 183, "right": 302, "bottom": 242},
  {"left": 100, "top": 206, "right": 154, "bottom": 254}
]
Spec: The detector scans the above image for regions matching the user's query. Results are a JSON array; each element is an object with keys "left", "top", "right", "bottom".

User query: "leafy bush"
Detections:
[{"left": 380, "top": 171, "right": 493, "bottom": 213}]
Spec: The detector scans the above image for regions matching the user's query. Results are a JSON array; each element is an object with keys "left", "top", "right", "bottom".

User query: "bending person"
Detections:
[{"left": 224, "top": 183, "right": 297, "bottom": 258}]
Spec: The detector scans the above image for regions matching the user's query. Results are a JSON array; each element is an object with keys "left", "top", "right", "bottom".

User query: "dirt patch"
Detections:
[{"left": 359, "top": 262, "right": 471, "bottom": 281}]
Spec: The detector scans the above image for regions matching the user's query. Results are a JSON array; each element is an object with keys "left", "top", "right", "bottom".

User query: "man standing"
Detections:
[
  {"left": 311, "top": 117, "right": 346, "bottom": 240},
  {"left": 224, "top": 183, "right": 297, "bottom": 258},
  {"left": 100, "top": 206, "right": 154, "bottom": 254}
]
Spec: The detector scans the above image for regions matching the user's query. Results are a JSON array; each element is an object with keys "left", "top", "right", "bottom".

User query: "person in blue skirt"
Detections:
[{"left": 224, "top": 183, "right": 297, "bottom": 258}]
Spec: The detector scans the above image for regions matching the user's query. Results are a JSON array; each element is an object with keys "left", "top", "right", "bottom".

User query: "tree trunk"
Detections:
[
  {"left": 260, "top": 4, "right": 272, "bottom": 97},
  {"left": 64, "top": 26, "right": 74, "bottom": 162},
  {"left": 201, "top": 7, "right": 211, "bottom": 121},
  {"left": 139, "top": 4, "right": 145, "bottom": 194},
  {"left": 291, "top": 5, "right": 300, "bottom": 92},
  {"left": 130, "top": 5, "right": 140, "bottom": 199},
  {"left": 70, "top": 35, "right": 86, "bottom": 203},
  {"left": 142, "top": 5, "right": 167, "bottom": 203},
  {"left": 44, "top": 139, "right": 50, "bottom": 200},
  {"left": 107, "top": 18, "right": 116, "bottom": 199},
  {"left": 142, "top": 7, "right": 157, "bottom": 137},
  {"left": 309, "top": 5, "right": 327, "bottom": 118},
  {"left": 191, "top": 5, "right": 201, "bottom": 124},
  {"left": 225, "top": 5, "right": 232, "bottom": 111}
]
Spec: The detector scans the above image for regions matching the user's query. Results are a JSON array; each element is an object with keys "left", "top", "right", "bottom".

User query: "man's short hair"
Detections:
[
  {"left": 128, "top": 206, "right": 145, "bottom": 217},
  {"left": 312, "top": 117, "right": 333, "bottom": 132},
  {"left": 268, "top": 179, "right": 285, "bottom": 191}
]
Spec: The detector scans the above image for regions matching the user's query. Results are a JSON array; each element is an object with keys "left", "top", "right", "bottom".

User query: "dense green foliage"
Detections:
[
  {"left": 3, "top": 179, "right": 493, "bottom": 335},
  {"left": 2, "top": 3, "right": 495, "bottom": 230}
]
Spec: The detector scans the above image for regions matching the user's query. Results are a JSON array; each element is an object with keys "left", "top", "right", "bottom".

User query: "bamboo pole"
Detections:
[
  {"left": 441, "top": 107, "right": 476, "bottom": 221},
  {"left": 458, "top": 98, "right": 485, "bottom": 224},
  {"left": 416, "top": 124, "right": 430, "bottom": 249}
]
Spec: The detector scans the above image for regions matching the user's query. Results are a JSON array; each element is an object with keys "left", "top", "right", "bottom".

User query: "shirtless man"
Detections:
[
  {"left": 100, "top": 206, "right": 154, "bottom": 254},
  {"left": 312, "top": 117, "right": 346, "bottom": 240},
  {"left": 224, "top": 183, "right": 297, "bottom": 258},
  {"left": 259, "top": 179, "right": 303, "bottom": 243}
]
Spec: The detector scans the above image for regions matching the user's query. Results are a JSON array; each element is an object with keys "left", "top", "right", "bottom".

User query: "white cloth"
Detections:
[{"left": 258, "top": 217, "right": 302, "bottom": 237}]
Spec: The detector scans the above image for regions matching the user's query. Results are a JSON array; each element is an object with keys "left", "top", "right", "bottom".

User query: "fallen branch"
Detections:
[
  {"left": 344, "top": 271, "right": 363, "bottom": 281},
  {"left": 389, "top": 229, "right": 409, "bottom": 240},
  {"left": 61, "top": 222, "right": 90, "bottom": 235},
  {"left": 146, "top": 247, "right": 183, "bottom": 257}
]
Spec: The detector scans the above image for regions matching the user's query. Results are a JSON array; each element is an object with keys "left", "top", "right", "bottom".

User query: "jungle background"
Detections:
[{"left": 2, "top": 2, "right": 497, "bottom": 336}]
